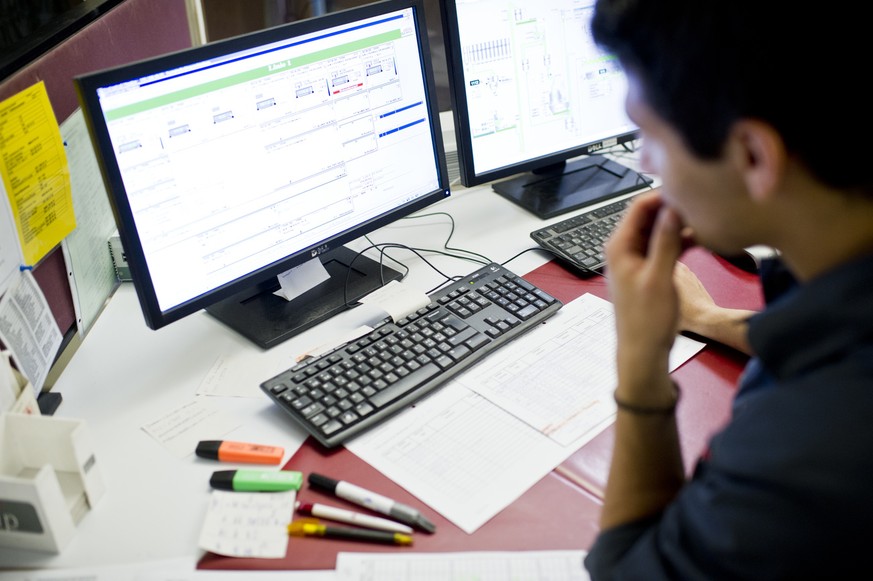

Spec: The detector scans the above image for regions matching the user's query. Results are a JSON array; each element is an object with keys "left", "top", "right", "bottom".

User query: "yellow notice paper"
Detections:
[{"left": 0, "top": 81, "right": 76, "bottom": 266}]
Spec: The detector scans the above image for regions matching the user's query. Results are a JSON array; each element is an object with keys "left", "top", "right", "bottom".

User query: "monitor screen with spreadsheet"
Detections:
[{"left": 75, "top": 0, "right": 449, "bottom": 348}]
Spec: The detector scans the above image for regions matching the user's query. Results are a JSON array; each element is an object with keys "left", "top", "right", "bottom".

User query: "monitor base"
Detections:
[
  {"left": 492, "top": 156, "right": 653, "bottom": 220},
  {"left": 206, "top": 247, "right": 402, "bottom": 349}
]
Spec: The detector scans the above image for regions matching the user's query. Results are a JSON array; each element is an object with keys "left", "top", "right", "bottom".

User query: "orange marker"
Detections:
[{"left": 195, "top": 440, "right": 284, "bottom": 465}]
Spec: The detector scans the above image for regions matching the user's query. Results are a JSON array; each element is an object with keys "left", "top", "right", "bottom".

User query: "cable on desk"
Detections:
[
  {"left": 358, "top": 210, "right": 494, "bottom": 286},
  {"left": 362, "top": 234, "right": 409, "bottom": 276},
  {"left": 501, "top": 246, "right": 564, "bottom": 269},
  {"left": 401, "top": 211, "right": 493, "bottom": 266},
  {"left": 342, "top": 242, "right": 488, "bottom": 308}
]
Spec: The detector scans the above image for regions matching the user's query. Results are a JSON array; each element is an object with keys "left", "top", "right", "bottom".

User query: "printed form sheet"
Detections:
[
  {"left": 336, "top": 550, "right": 590, "bottom": 581},
  {"left": 347, "top": 293, "right": 704, "bottom": 533}
]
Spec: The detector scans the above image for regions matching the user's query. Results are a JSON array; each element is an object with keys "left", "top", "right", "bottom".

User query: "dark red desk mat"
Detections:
[
  {"left": 198, "top": 445, "right": 603, "bottom": 570},
  {"left": 199, "top": 249, "right": 762, "bottom": 570}
]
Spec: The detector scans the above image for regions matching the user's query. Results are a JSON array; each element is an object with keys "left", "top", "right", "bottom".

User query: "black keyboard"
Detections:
[
  {"left": 530, "top": 195, "right": 639, "bottom": 274},
  {"left": 260, "top": 263, "right": 562, "bottom": 448}
]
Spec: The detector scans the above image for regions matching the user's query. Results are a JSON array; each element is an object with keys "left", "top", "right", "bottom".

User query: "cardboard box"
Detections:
[{"left": 0, "top": 413, "right": 105, "bottom": 552}]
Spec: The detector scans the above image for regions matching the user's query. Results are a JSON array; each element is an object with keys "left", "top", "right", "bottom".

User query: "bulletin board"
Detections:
[{"left": 0, "top": 0, "right": 193, "bottom": 346}]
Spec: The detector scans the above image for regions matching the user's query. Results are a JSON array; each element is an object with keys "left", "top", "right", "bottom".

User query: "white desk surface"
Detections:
[{"left": 0, "top": 160, "right": 651, "bottom": 574}]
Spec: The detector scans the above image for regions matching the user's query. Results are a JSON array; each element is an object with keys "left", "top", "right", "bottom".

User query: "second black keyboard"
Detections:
[
  {"left": 530, "top": 194, "right": 639, "bottom": 274},
  {"left": 260, "top": 262, "right": 562, "bottom": 448}
]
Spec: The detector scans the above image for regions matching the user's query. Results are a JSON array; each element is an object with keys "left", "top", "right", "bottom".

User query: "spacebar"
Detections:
[{"left": 370, "top": 363, "right": 442, "bottom": 408}]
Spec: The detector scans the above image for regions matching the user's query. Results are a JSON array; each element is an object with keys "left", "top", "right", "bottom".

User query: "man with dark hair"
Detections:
[{"left": 584, "top": 0, "right": 873, "bottom": 578}]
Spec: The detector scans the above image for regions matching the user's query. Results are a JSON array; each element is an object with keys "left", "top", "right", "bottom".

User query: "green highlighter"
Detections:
[{"left": 209, "top": 469, "right": 303, "bottom": 492}]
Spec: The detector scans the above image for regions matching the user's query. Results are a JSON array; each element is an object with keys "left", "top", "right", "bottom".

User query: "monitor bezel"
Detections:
[
  {"left": 75, "top": 0, "right": 450, "bottom": 335},
  {"left": 439, "top": 0, "right": 641, "bottom": 189}
]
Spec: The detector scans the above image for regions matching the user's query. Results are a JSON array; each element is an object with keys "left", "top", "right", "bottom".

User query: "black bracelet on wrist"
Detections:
[{"left": 614, "top": 382, "right": 681, "bottom": 415}]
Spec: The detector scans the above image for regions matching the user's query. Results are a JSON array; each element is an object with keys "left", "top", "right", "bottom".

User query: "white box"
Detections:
[
  {"left": 2, "top": 351, "right": 39, "bottom": 416},
  {"left": 0, "top": 413, "right": 105, "bottom": 552}
]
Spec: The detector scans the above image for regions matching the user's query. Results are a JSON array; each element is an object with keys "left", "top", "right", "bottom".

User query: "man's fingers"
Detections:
[
  {"left": 606, "top": 192, "right": 663, "bottom": 259},
  {"left": 647, "top": 206, "right": 684, "bottom": 274}
]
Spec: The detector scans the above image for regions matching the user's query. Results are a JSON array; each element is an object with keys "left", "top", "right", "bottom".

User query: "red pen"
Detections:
[{"left": 195, "top": 440, "right": 284, "bottom": 465}]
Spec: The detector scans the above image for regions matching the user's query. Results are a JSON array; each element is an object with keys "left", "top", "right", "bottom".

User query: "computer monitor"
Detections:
[
  {"left": 75, "top": 0, "right": 449, "bottom": 349},
  {"left": 440, "top": 0, "right": 651, "bottom": 219}
]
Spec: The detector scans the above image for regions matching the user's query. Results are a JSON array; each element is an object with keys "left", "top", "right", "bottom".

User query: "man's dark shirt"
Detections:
[{"left": 585, "top": 253, "right": 873, "bottom": 579}]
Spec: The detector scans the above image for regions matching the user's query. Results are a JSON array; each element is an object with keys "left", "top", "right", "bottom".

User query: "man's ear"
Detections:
[{"left": 727, "top": 119, "right": 786, "bottom": 203}]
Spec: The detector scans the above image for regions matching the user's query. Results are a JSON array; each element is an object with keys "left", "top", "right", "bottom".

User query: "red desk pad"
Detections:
[
  {"left": 198, "top": 446, "right": 603, "bottom": 570},
  {"left": 199, "top": 249, "right": 763, "bottom": 570}
]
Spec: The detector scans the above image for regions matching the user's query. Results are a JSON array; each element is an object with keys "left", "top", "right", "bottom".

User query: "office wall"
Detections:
[
  {"left": 0, "top": 0, "right": 193, "bottom": 382},
  {"left": 0, "top": 0, "right": 127, "bottom": 81}
]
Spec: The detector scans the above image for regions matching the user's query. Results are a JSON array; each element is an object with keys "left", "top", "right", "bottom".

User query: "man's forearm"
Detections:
[{"left": 601, "top": 374, "right": 685, "bottom": 529}]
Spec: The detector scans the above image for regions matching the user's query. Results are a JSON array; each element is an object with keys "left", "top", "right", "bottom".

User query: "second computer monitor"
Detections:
[{"left": 441, "top": 0, "right": 650, "bottom": 219}]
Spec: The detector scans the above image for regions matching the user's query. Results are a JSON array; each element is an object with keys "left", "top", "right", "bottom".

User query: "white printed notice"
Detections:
[{"left": 0, "top": 269, "right": 63, "bottom": 393}]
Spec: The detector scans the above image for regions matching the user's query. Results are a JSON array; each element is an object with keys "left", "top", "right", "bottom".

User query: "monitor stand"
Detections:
[
  {"left": 205, "top": 246, "right": 403, "bottom": 349},
  {"left": 491, "top": 156, "right": 653, "bottom": 220}
]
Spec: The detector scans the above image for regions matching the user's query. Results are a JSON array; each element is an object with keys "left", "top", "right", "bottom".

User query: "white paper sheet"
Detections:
[
  {"left": 275, "top": 258, "right": 330, "bottom": 301},
  {"left": 141, "top": 397, "right": 241, "bottom": 458},
  {"left": 336, "top": 550, "right": 590, "bottom": 581},
  {"left": 59, "top": 108, "right": 120, "bottom": 336},
  {"left": 0, "top": 269, "right": 63, "bottom": 393},
  {"left": 0, "top": 180, "right": 21, "bottom": 298},
  {"left": 0, "top": 351, "right": 19, "bottom": 412},
  {"left": 467, "top": 293, "right": 704, "bottom": 446},
  {"left": 358, "top": 279, "right": 430, "bottom": 322},
  {"left": 349, "top": 382, "right": 569, "bottom": 533}
]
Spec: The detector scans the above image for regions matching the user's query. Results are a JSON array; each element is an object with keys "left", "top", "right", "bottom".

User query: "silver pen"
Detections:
[
  {"left": 295, "top": 500, "right": 414, "bottom": 534},
  {"left": 308, "top": 472, "right": 436, "bottom": 533}
]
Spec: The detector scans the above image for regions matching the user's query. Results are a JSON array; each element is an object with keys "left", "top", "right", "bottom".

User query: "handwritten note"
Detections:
[
  {"left": 0, "top": 81, "right": 76, "bottom": 266},
  {"left": 198, "top": 490, "right": 295, "bottom": 559},
  {"left": 141, "top": 398, "right": 240, "bottom": 458}
]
